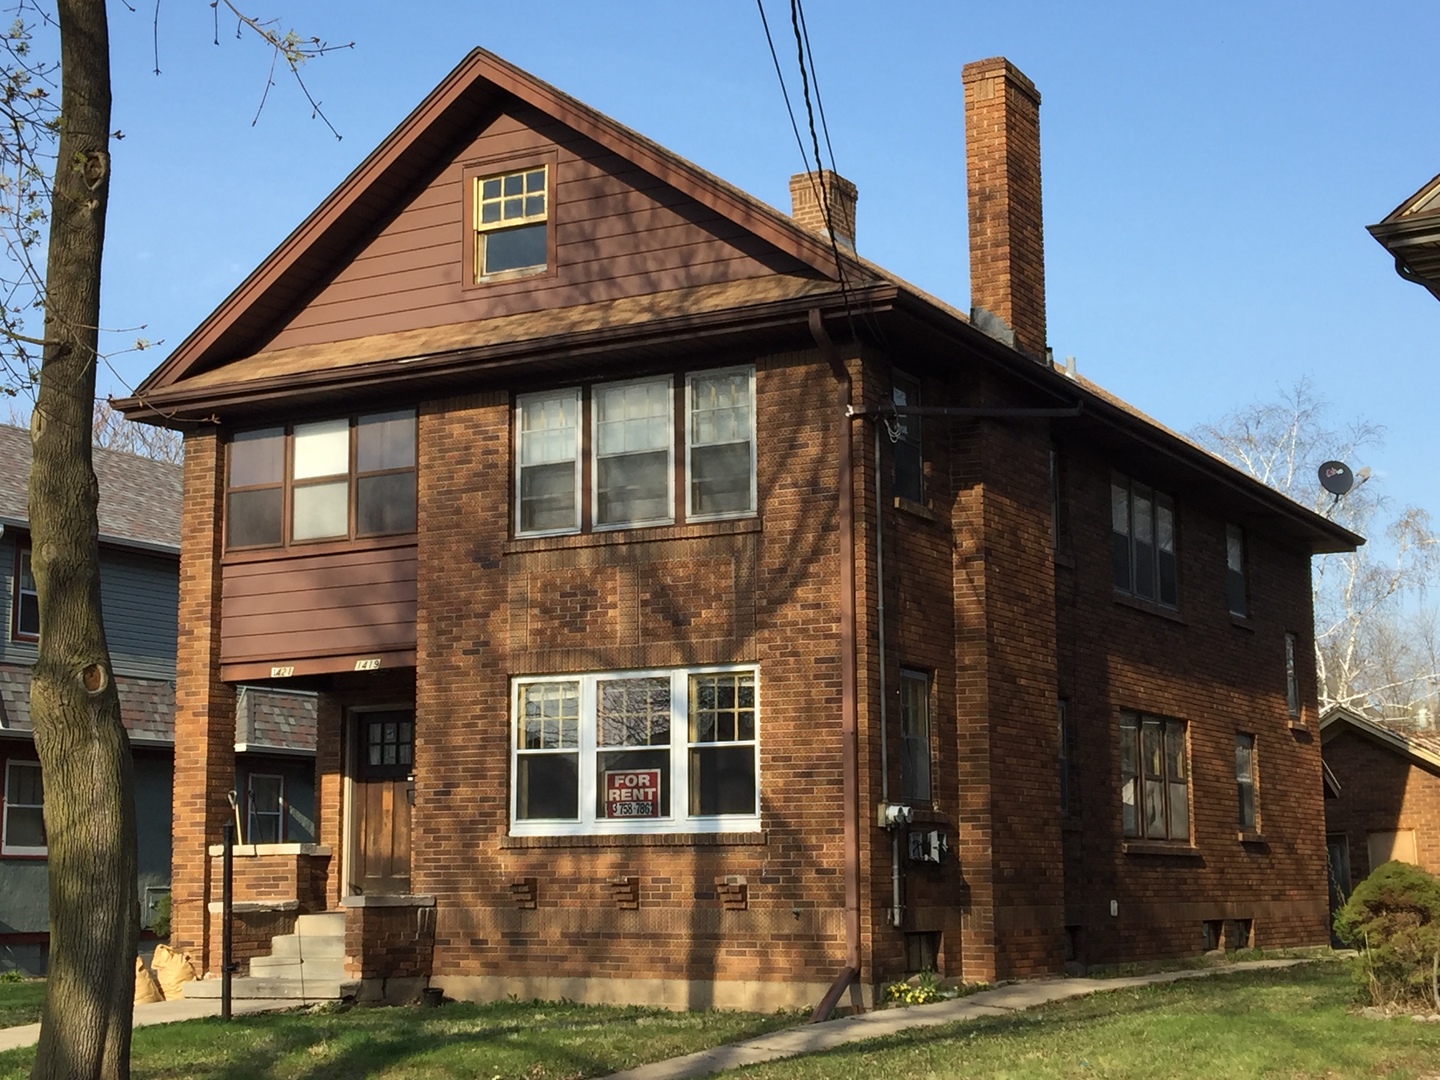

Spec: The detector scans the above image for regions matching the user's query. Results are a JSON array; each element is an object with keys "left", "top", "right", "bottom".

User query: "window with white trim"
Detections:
[
  {"left": 1111, "top": 475, "right": 1177, "bottom": 608},
  {"left": 2, "top": 760, "right": 45, "bottom": 856},
  {"left": 514, "top": 366, "right": 755, "bottom": 537},
  {"left": 1120, "top": 712, "right": 1189, "bottom": 841},
  {"left": 474, "top": 166, "right": 548, "bottom": 278},
  {"left": 12, "top": 547, "right": 37, "bottom": 640},
  {"left": 246, "top": 773, "right": 285, "bottom": 845},
  {"left": 511, "top": 666, "right": 759, "bottom": 835}
]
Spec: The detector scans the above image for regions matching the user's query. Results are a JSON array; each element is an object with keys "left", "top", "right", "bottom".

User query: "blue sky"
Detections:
[{"left": 95, "top": 1, "right": 1436, "bottom": 521}]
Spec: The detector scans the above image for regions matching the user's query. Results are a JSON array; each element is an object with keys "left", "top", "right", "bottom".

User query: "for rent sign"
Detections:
[{"left": 604, "top": 769, "right": 662, "bottom": 818}]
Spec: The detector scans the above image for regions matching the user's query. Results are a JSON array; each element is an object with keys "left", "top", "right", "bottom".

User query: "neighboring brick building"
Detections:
[
  {"left": 120, "top": 50, "right": 1359, "bottom": 1008},
  {"left": 1321, "top": 707, "right": 1440, "bottom": 906}
]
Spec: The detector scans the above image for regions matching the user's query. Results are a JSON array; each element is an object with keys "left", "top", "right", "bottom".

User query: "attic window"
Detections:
[{"left": 475, "top": 166, "right": 548, "bottom": 278}]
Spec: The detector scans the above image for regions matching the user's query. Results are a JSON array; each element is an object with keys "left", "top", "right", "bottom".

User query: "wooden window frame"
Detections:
[
  {"left": 510, "top": 665, "right": 761, "bottom": 837},
  {"left": 224, "top": 410, "right": 417, "bottom": 553},
  {"left": 1119, "top": 712, "right": 1189, "bottom": 842},
  {"left": 899, "top": 669, "right": 932, "bottom": 803},
  {"left": 891, "top": 371, "right": 923, "bottom": 505},
  {"left": 1, "top": 758, "right": 45, "bottom": 858},
  {"left": 11, "top": 544, "right": 37, "bottom": 642},
  {"left": 512, "top": 367, "right": 757, "bottom": 539},
  {"left": 462, "top": 152, "right": 558, "bottom": 288},
  {"left": 1111, "top": 474, "right": 1178, "bottom": 610},
  {"left": 1235, "top": 732, "right": 1257, "bottom": 831}
]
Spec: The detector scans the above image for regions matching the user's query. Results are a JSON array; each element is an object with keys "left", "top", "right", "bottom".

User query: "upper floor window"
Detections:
[
  {"left": 1235, "top": 733, "right": 1256, "bottom": 830},
  {"left": 511, "top": 665, "right": 760, "bottom": 836},
  {"left": 1120, "top": 712, "right": 1188, "bottom": 841},
  {"left": 514, "top": 367, "right": 755, "bottom": 537},
  {"left": 1226, "top": 525, "right": 1247, "bottom": 617},
  {"left": 892, "top": 372, "right": 922, "bottom": 504},
  {"left": 1285, "top": 632, "right": 1300, "bottom": 717},
  {"left": 2, "top": 760, "right": 45, "bottom": 856},
  {"left": 226, "top": 411, "right": 417, "bottom": 551},
  {"left": 899, "top": 669, "right": 931, "bottom": 803},
  {"left": 475, "top": 166, "right": 548, "bottom": 278},
  {"left": 11, "top": 547, "right": 37, "bottom": 640},
  {"left": 1111, "top": 475, "right": 1177, "bottom": 608}
]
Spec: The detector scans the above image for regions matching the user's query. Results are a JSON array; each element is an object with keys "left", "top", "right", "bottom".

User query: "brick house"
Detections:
[
  {"left": 119, "top": 50, "right": 1359, "bottom": 1008},
  {"left": 1321, "top": 706, "right": 1440, "bottom": 908}
]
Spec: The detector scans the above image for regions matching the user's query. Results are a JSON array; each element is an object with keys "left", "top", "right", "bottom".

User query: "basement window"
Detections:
[{"left": 474, "top": 166, "right": 548, "bottom": 278}]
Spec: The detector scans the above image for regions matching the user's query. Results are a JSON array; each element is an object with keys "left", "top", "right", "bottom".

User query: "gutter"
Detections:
[{"left": 808, "top": 308, "right": 863, "bottom": 1021}]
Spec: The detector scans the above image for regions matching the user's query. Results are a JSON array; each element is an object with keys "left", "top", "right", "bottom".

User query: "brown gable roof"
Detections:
[
  {"left": 1321, "top": 706, "right": 1440, "bottom": 773},
  {"left": 1368, "top": 171, "right": 1440, "bottom": 300},
  {"left": 134, "top": 48, "right": 862, "bottom": 396},
  {"left": 0, "top": 424, "right": 181, "bottom": 553}
]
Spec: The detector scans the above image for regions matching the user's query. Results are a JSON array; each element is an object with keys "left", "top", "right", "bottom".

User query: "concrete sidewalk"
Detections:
[
  {"left": 601, "top": 959, "right": 1309, "bottom": 1080},
  {"left": 0, "top": 993, "right": 303, "bottom": 1053}
]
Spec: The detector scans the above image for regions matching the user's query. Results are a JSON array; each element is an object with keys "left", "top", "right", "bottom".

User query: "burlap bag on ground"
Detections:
[
  {"left": 150, "top": 943, "right": 196, "bottom": 1000},
  {"left": 133, "top": 956, "right": 162, "bottom": 1005}
]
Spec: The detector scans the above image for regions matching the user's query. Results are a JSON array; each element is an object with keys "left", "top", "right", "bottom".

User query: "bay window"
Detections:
[
  {"left": 226, "top": 410, "right": 417, "bottom": 550},
  {"left": 512, "top": 666, "right": 760, "bottom": 835}
]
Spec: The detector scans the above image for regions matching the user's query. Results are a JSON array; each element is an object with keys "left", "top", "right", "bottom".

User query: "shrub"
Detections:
[
  {"left": 1334, "top": 860, "right": 1440, "bottom": 1010},
  {"left": 150, "top": 894, "right": 171, "bottom": 940}
]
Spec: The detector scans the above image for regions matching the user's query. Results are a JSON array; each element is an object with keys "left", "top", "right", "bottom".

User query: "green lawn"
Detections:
[
  {"left": 736, "top": 964, "right": 1440, "bottom": 1079},
  {"left": 0, "top": 980, "right": 44, "bottom": 1029},
  {"left": 0, "top": 998, "right": 797, "bottom": 1079}
]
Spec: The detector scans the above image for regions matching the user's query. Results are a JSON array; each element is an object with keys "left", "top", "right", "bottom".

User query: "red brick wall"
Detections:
[
  {"left": 346, "top": 905, "right": 435, "bottom": 980},
  {"left": 1323, "top": 728, "right": 1440, "bottom": 885},
  {"left": 1052, "top": 437, "right": 1328, "bottom": 965}
]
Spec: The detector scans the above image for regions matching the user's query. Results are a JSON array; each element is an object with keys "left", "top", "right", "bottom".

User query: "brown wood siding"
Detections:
[
  {"left": 263, "top": 102, "right": 806, "bottom": 353},
  {"left": 220, "top": 544, "right": 417, "bottom": 667}
]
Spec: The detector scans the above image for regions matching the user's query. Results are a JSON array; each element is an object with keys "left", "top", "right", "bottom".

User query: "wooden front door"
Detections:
[{"left": 350, "top": 709, "right": 414, "bottom": 896}]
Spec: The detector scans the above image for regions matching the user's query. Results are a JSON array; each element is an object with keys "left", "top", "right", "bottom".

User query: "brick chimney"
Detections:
[
  {"left": 962, "top": 57, "right": 1046, "bottom": 359},
  {"left": 789, "top": 170, "right": 858, "bottom": 251}
]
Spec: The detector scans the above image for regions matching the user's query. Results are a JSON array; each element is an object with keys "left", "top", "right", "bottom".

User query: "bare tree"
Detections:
[
  {"left": 8, "top": 399, "right": 184, "bottom": 462},
  {"left": 3, "top": 4, "right": 344, "bottom": 1075},
  {"left": 1195, "top": 379, "right": 1440, "bottom": 718}
]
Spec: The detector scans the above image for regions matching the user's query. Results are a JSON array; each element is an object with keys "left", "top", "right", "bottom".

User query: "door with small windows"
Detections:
[{"left": 348, "top": 709, "right": 414, "bottom": 896}]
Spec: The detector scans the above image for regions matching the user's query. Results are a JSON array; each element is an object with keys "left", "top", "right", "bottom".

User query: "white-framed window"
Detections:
[
  {"left": 511, "top": 665, "right": 760, "bottom": 836},
  {"left": 474, "top": 165, "right": 548, "bottom": 278},
  {"left": 247, "top": 773, "right": 286, "bottom": 845},
  {"left": 899, "top": 669, "right": 931, "bottom": 802},
  {"left": 12, "top": 547, "right": 38, "bottom": 640},
  {"left": 594, "top": 377, "right": 674, "bottom": 529},
  {"left": 512, "top": 367, "right": 757, "bottom": 537},
  {"left": 2, "top": 760, "right": 45, "bottom": 856},
  {"left": 1119, "top": 712, "right": 1189, "bottom": 842},
  {"left": 687, "top": 367, "right": 756, "bottom": 521},
  {"left": 516, "top": 388, "right": 582, "bottom": 536}
]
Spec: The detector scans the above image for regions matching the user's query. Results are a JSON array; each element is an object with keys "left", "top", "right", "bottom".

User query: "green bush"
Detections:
[
  {"left": 1334, "top": 860, "right": 1440, "bottom": 1009},
  {"left": 150, "top": 893, "right": 171, "bottom": 940}
]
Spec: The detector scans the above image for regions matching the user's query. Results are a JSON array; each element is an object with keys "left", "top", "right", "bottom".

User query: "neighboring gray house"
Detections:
[{"left": 0, "top": 424, "right": 316, "bottom": 972}]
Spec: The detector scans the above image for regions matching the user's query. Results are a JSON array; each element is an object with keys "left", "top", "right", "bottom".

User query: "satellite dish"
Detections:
[{"left": 1318, "top": 461, "right": 1354, "bottom": 497}]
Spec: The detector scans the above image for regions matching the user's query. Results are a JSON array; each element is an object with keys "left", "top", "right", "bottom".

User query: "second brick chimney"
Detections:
[
  {"left": 789, "top": 169, "right": 858, "bottom": 251},
  {"left": 962, "top": 57, "right": 1046, "bottom": 359}
]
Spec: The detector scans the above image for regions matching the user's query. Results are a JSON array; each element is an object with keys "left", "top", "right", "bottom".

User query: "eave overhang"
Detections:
[{"left": 1368, "top": 172, "right": 1440, "bottom": 301}]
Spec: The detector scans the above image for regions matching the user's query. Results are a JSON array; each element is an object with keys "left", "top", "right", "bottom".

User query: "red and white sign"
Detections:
[{"left": 604, "top": 769, "right": 662, "bottom": 819}]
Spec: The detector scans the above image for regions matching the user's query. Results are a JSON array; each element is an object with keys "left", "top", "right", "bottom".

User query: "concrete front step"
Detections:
[
  {"left": 249, "top": 954, "right": 348, "bottom": 981},
  {"left": 267, "top": 932, "right": 346, "bottom": 960},
  {"left": 183, "top": 975, "right": 360, "bottom": 1001},
  {"left": 295, "top": 912, "right": 346, "bottom": 937}
]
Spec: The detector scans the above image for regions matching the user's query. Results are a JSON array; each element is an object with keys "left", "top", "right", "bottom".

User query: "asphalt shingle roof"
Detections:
[{"left": 0, "top": 424, "right": 181, "bottom": 551}]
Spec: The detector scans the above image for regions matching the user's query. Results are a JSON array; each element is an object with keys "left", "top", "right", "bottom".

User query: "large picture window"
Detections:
[
  {"left": 1111, "top": 475, "right": 1177, "bottom": 608},
  {"left": 226, "top": 411, "right": 417, "bottom": 550},
  {"left": 514, "top": 367, "right": 755, "bottom": 537},
  {"left": 2, "top": 760, "right": 45, "bottom": 856},
  {"left": 512, "top": 666, "right": 760, "bottom": 835},
  {"left": 1120, "top": 712, "right": 1189, "bottom": 842}
]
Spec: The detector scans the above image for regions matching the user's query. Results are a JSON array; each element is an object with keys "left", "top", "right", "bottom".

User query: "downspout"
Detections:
[
  {"left": 808, "top": 308, "right": 863, "bottom": 1022},
  {"left": 874, "top": 422, "right": 901, "bottom": 931}
]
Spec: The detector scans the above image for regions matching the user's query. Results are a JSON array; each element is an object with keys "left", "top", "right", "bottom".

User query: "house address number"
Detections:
[
  {"left": 270, "top": 666, "right": 295, "bottom": 678},
  {"left": 354, "top": 658, "right": 382, "bottom": 671}
]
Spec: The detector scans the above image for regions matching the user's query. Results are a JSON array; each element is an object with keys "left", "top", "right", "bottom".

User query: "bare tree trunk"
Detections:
[{"left": 27, "top": 1, "right": 136, "bottom": 1078}]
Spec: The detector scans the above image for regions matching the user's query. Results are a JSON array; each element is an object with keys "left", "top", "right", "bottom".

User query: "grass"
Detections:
[
  {"left": 0, "top": 979, "right": 44, "bottom": 1029},
  {"left": 735, "top": 963, "right": 1440, "bottom": 1079},
  {"left": 0, "top": 997, "right": 798, "bottom": 1079}
]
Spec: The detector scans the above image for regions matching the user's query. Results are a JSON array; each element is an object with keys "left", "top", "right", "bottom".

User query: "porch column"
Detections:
[
  {"left": 172, "top": 430, "right": 236, "bottom": 970},
  {"left": 315, "top": 691, "right": 346, "bottom": 910}
]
